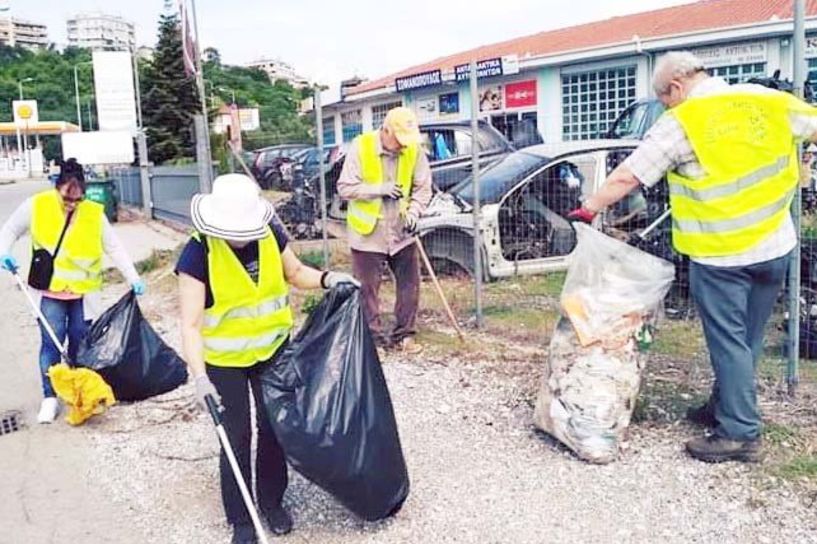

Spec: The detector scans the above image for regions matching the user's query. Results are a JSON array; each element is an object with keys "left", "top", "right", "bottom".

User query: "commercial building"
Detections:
[
  {"left": 0, "top": 16, "right": 48, "bottom": 50},
  {"left": 67, "top": 13, "right": 135, "bottom": 51},
  {"left": 246, "top": 58, "right": 310, "bottom": 88},
  {"left": 321, "top": 0, "right": 817, "bottom": 148}
]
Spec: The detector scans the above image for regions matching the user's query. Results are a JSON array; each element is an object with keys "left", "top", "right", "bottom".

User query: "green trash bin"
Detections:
[{"left": 85, "top": 180, "right": 118, "bottom": 223}]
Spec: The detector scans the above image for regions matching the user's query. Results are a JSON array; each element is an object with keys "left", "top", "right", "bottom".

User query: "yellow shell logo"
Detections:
[{"left": 17, "top": 104, "right": 33, "bottom": 119}]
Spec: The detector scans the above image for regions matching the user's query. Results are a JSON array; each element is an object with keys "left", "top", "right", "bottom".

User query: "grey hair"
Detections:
[{"left": 653, "top": 51, "right": 706, "bottom": 95}]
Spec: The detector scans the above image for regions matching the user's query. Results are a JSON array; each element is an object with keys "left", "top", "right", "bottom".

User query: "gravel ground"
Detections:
[{"left": 73, "top": 280, "right": 817, "bottom": 544}]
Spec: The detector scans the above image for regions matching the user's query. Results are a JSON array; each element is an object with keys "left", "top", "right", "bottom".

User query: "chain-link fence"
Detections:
[{"left": 107, "top": 75, "right": 814, "bottom": 392}]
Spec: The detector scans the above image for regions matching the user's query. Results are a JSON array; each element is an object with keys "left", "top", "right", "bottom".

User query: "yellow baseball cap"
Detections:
[{"left": 383, "top": 106, "right": 421, "bottom": 146}]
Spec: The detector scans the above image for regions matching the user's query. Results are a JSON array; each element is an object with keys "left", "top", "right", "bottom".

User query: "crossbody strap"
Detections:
[{"left": 53, "top": 210, "right": 74, "bottom": 258}]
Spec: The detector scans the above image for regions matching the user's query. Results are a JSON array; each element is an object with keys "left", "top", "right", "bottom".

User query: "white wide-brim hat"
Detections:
[{"left": 191, "top": 174, "right": 274, "bottom": 241}]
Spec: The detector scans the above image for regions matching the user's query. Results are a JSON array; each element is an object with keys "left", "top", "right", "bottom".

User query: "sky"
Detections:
[{"left": 9, "top": 0, "right": 695, "bottom": 100}]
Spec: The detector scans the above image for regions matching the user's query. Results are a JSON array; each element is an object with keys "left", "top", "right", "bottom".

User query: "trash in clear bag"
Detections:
[
  {"left": 560, "top": 223, "right": 675, "bottom": 347},
  {"left": 76, "top": 291, "right": 188, "bottom": 402},
  {"left": 260, "top": 285, "right": 409, "bottom": 521},
  {"left": 534, "top": 224, "right": 674, "bottom": 463}
]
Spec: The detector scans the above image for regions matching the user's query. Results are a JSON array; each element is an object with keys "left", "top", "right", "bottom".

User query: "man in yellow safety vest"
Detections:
[
  {"left": 569, "top": 51, "right": 817, "bottom": 463},
  {"left": 338, "top": 107, "right": 433, "bottom": 354}
]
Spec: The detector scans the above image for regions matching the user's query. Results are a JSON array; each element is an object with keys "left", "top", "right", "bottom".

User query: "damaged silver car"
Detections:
[{"left": 417, "top": 139, "right": 658, "bottom": 280}]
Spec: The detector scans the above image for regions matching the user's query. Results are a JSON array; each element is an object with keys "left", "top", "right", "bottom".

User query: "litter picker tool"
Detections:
[
  {"left": 413, "top": 235, "right": 465, "bottom": 342},
  {"left": 204, "top": 394, "right": 270, "bottom": 544},
  {"left": 627, "top": 208, "right": 672, "bottom": 248},
  {"left": 9, "top": 267, "right": 70, "bottom": 363}
]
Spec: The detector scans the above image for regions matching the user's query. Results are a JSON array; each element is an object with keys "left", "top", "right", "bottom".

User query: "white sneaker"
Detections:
[{"left": 37, "top": 397, "right": 59, "bottom": 424}]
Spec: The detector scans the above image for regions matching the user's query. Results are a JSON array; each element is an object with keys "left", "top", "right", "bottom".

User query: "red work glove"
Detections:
[{"left": 567, "top": 207, "right": 596, "bottom": 224}]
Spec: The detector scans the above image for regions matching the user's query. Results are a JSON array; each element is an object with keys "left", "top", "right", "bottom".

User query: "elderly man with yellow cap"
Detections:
[
  {"left": 175, "top": 173, "right": 358, "bottom": 543},
  {"left": 337, "top": 106, "right": 433, "bottom": 353}
]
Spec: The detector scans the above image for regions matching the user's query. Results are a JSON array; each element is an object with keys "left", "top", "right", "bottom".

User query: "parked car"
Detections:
[
  {"left": 322, "top": 120, "right": 515, "bottom": 219},
  {"left": 290, "top": 146, "right": 332, "bottom": 181},
  {"left": 416, "top": 139, "right": 670, "bottom": 280},
  {"left": 605, "top": 98, "right": 665, "bottom": 140},
  {"left": 248, "top": 143, "right": 312, "bottom": 190}
]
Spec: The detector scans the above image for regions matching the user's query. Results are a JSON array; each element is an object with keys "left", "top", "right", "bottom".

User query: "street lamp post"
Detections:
[{"left": 73, "top": 61, "right": 92, "bottom": 132}]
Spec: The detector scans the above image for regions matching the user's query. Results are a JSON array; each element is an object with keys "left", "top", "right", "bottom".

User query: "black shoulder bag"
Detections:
[{"left": 29, "top": 211, "right": 74, "bottom": 290}]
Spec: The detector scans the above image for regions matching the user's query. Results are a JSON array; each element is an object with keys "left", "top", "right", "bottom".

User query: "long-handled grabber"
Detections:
[
  {"left": 9, "top": 267, "right": 70, "bottom": 363},
  {"left": 204, "top": 394, "right": 271, "bottom": 544}
]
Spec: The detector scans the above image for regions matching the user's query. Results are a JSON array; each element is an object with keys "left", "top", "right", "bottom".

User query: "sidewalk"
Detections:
[
  {"left": 0, "top": 217, "right": 184, "bottom": 543},
  {"left": 106, "top": 219, "right": 187, "bottom": 266}
]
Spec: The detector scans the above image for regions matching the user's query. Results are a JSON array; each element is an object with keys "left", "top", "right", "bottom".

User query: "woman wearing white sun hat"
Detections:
[{"left": 175, "top": 173, "right": 358, "bottom": 544}]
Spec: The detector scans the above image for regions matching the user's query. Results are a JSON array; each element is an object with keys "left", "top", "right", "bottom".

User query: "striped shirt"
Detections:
[{"left": 623, "top": 77, "right": 817, "bottom": 267}]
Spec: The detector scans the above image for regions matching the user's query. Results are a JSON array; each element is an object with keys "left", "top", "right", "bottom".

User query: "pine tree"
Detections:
[{"left": 140, "top": 13, "right": 200, "bottom": 164}]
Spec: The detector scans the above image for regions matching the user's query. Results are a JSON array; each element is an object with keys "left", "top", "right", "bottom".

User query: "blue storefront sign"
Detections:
[
  {"left": 455, "top": 58, "right": 504, "bottom": 82},
  {"left": 395, "top": 70, "right": 443, "bottom": 92}
]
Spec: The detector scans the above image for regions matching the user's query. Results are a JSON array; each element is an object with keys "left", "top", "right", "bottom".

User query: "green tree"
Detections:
[{"left": 140, "top": 13, "right": 200, "bottom": 164}]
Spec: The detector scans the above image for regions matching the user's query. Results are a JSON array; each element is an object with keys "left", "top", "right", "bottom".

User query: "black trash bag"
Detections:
[
  {"left": 260, "top": 285, "right": 409, "bottom": 521},
  {"left": 76, "top": 291, "right": 188, "bottom": 401}
]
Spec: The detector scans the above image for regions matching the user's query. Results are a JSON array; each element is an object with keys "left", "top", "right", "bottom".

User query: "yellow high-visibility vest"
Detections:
[
  {"left": 30, "top": 189, "right": 104, "bottom": 294},
  {"left": 668, "top": 92, "right": 815, "bottom": 257},
  {"left": 197, "top": 229, "right": 294, "bottom": 368},
  {"left": 347, "top": 131, "right": 418, "bottom": 235}
]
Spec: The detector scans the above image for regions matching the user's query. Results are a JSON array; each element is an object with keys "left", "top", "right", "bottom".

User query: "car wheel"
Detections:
[{"left": 420, "top": 228, "right": 491, "bottom": 282}]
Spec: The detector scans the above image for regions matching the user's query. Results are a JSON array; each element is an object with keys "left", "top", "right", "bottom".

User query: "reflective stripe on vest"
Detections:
[
  {"left": 199, "top": 229, "right": 294, "bottom": 368},
  {"left": 667, "top": 92, "right": 814, "bottom": 257},
  {"left": 30, "top": 190, "right": 104, "bottom": 294},
  {"left": 347, "top": 131, "right": 419, "bottom": 236}
]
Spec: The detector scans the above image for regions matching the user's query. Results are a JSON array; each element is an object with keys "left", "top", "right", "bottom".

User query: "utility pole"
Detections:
[
  {"left": 190, "top": 0, "right": 213, "bottom": 192},
  {"left": 787, "top": 0, "right": 805, "bottom": 396},
  {"left": 469, "top": 60, "right": 483, "bottom": 328},
  {"left": 73, "top": 65, "right": 83, "bottom": 131}
]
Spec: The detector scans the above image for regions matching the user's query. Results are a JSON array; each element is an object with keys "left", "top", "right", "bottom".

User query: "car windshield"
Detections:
[{"left": 453, "top": 151, "right": 548, "bottom": 204}]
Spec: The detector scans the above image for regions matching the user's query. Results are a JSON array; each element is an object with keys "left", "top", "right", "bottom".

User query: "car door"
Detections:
[{"left": 493, "top": 151, "right": 603, "bottom": 276}]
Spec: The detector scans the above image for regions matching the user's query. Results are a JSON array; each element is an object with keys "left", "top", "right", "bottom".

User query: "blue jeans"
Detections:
[
  {"left": 38, "top": 296, "right": 90, "bottom": 398},
  {"left": 689, "top": 253, "right": 790, "bottom": 441}
]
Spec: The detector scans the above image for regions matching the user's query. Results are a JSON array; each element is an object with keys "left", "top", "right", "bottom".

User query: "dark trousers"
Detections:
[
  {"left": 352, "top": 245, "right": 420, "bottom": 342},
  {"left": 39, "top": 296, "right": 89, "bottom": 397},
  {"left": 689, "top": 253, "right": 789, "bottom": 441},
  {"left": 207, "top": 356, "right": 288, "bottom": 526}
]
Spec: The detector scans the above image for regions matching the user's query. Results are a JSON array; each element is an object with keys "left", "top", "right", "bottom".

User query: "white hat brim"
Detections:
[{"left": 191, "top": 193, "right": 275, "bottom": 241}]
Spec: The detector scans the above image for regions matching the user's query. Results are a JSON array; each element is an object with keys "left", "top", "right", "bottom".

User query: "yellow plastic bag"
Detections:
[{"left": 48, "top": 363, "right": 116, "bottom": 425}]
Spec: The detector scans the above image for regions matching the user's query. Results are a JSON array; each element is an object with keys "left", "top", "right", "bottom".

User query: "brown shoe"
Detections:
[
  {"left": 397, "top": 336, "right": 423, "bottom": 355},
  {"left": 685, "top": 434, "right": 762, "bottom": 463}
]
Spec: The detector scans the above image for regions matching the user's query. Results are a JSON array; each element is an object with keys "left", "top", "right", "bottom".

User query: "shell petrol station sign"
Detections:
[{"left": 12, "top": 100, "right": 38, "bottom": 128}]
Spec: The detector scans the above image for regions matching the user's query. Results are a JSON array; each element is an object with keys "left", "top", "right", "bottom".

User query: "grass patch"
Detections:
[
  {"left": 774, "top": 456, "right": 817, "bottom": 480},
  {"left": 298, "top": 249, "right": 327, "bottom": 270},
  {"left": 415, "top": 328, "right": 470, "bottom": 354},
  {"left": 484, "top": 272, "right": 566, "bottom": 298},
  {"left": 652, "top": 319, "right": 705, "bottom": 359},
  {"left": 104, "top": 247, "right": 180, "bottom": 284},
  {"left": 632, "top": 379, "right": 706, "bottom": 424},
  {"left": 763, "top": 422, "right": 800, "bottom": 446}
]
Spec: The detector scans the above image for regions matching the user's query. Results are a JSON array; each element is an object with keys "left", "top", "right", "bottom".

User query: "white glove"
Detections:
[
  {"left": 380, "top": 183, "right": 404, "bottom": 200},
  {"left": 194, "top": 374, "right": 221, "bottom": 412},
  {"left": 322, "top": 271, "right": 361, "bottom": 289}
]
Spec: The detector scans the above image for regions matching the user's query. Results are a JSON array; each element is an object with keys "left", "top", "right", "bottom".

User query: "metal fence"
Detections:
[
  {"left": 150, "top": 165, "right": 200, "bottom": 225},
  {"left": 111, "top": 166, "right": 143, "bottom": 207},
  {"left": 107, "top": 69, "right": 814, "bottom": 392},
  {"left": 109, "top": 163, "right": 198, "bottom": 225}
]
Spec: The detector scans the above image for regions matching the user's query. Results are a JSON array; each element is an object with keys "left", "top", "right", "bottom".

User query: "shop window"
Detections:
[
  {"left": 322, "top": 116, "right": 335, "bottom": 146},
  {"left": 707, "top": 63, "right": 767, "bottom": 84},
  {"left": 561, "top": 65, "right": 636, "bottom": 140},
  {"left": 341, "top": 110, "right": 362, "bottom": 142},
  {"left": 371, "top": 100, "right": 403, "bottom": 129}
]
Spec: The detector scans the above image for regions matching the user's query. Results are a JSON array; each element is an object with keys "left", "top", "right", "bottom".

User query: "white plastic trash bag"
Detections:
[{"left": 534, "top": 223, "right": 675, "bottom": 463}]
